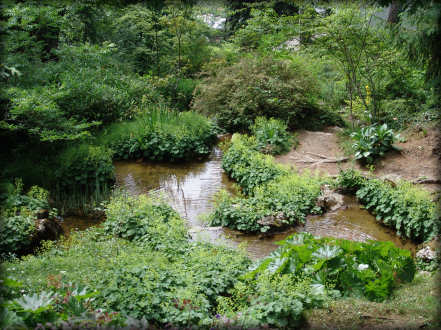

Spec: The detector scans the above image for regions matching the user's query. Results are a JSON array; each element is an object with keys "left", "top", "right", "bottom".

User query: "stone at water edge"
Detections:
[
  {"left": 257, "top": 212, "right": 286, "bottom": 227},
  {"left": 316, "top": 185, "right": 345, "bottom": 212}
]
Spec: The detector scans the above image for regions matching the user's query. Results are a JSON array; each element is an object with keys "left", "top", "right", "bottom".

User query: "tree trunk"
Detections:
[{"left": 387, "top": 1, "right": 401, "bottom": 24}]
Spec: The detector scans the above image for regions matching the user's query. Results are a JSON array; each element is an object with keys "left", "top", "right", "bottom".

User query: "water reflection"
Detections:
[{"left": 113, "top": 148, "right": 415, "bottom": 259}]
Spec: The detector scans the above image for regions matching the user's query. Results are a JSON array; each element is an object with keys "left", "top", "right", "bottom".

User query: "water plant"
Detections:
[
  {"left": 337, "top": 169, "right": 439, "bottom": 242},
  {"left": 98, "top": 105, "right": 217, "bottom": 162},
  {"left": 210, "top": 134, "right": 324, "bottom": 232}
]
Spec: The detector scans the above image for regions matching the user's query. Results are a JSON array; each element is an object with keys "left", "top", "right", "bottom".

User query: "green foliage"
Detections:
[
  {"left": 152, "top": 76, "right": 199, "bottom": 110},
  {"left": 317, "top": 4, "right": 430, "bottom": 126},
  {"left": 251, "top": 116, "right": 294, "bottom": 155},
  {"left": 337, "top": 169, "right": 439, "bottom": 242},
  {"left": 249, "top": 232, "right": 416, "bottom": 302},
  {"left": 0, "top": 277, "right": 131, "bottom": 329},
  {"left": 192, "top": 55, "right": 322, "bottom": 132},
  {"left": 355, "top": 178, "right": 439, "bottom": 242},
  {"left": 221, "top": 134, "right": 288, "bottom": 195},
  {"left": 4, "top": 192, "right": 251, "bottom": 327},
  {"left": 334, "top": 168, "right": 366, "bottom": 194},
  {"left": 55, "top": 143, "right": 114, "bottom": 192},
  {"left": 209, "top": 134, "right": 323, "bottom": 232},
  {"left": 99, "top": 106, "right": 217, "bottom": 162},
  {"left": 216, "top": 274, "right": 325, "bottom": 328},
  {"left": 103, "top": 192, "right": 188, "bottom": 254},
  {"left": 0, "top": 181, "right": 53, "bottom": 257},
  {"left": 351, "top": 124, "right": 399, "bottom": 164},
  {"left": 0, "top": 215, "right": 36, "bottom": 258},
  {"left": 4, "top": 3, "right": 62, "bottom": 64}
]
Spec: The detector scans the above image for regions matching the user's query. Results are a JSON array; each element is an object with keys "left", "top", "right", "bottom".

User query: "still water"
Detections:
[{"left": 63, "top": 148, "right": 415, "bottom": 260}]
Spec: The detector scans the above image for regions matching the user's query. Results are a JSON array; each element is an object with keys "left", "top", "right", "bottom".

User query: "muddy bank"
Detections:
[{"left": 276, "top": 126, "right": 440, "bottom": 192}]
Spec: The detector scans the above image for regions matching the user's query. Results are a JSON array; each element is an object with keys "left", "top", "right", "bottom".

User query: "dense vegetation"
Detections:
[
  {"left": 1, "top": 0, "right": 440, "bottom": 328},
  {"left": 337, "top": 169, "right": 439, "bottom": 243},
  {"left": 210, "top": 134, "right": 325, "bottom": 232}
]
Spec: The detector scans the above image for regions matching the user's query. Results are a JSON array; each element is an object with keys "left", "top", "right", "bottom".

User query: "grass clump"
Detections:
[
  {"left": 99, "top": 105, "right": 217, "bottom": 162},
  {"left": 337, "top": 169, "right": 439, "bottom": 242},
  {"left": 209, "top": 134, "right": 324, "bottom": 232}
]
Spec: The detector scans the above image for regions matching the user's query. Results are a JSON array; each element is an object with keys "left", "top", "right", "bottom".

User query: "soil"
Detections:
[{"left": 276, "top": 126, "right": 441, "bottom": 193}]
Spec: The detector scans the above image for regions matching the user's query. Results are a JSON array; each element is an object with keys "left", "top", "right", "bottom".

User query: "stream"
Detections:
[{"left": 63, "top": 147, "right": 416, "bottom": 260}]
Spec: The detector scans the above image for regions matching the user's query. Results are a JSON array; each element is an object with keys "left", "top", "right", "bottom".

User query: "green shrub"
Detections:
[
  {"left": 4, "top": 191, "right": 251, "bottom": 327},
  {"left": 356, "top": 179, "right": 439, "bottom": 242},
  {"left": 54, "top": 144, "right": 114, "bottom": 192},
  {"left": 216, "top": 274, "right": 325, "bottom": 328},
  {"left": 0, "top": 215, "right": 36, "bottom": 257},
  {"left": 192, "top": 56, "right": 321, "bottom": 132},
  {"left": 337, "top": 169, "right": 439, "bottom": 242},
  {"left": 210, "top": 134, "right": 323, "bottom": 232},
  {"left": 248, "top": 232, "right": 416, "bottom": 302},
  {"left": 0, "top": 181, "right": 52, "bottom": 257},
  {"left": 153, "top": 76, "right": 199, "bottom": 111},
  {"left": 103, "top": 192, "right": 188, "bottom": 254},
  {"left": 99, "top": 106, "right": 217, "bottom": 162},
  {"left": 351, "top": 124, "right": 399, "bottom": 164},
  {"left": 251, "top": 116, "right": 294, "bottom": 155},
  {"left": 221, "top": 134, "right": 288, "bottom": 195}
]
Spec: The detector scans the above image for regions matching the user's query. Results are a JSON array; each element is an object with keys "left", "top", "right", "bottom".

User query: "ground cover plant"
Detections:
[
  {"left": 248, "top": 232, "right": 416, "bottom": 302},
  {"left": 337, "top": 169, "right": 439, "bottom": 242},
  {"left": 2, "top": 192, "right": 251, "bottom": 328},
  {"left": 209, "top": 134, "right": 324, "bottom": 232},
  {"left": 0, "top": 180, "right": 55, "bottom": 258},
  {"left": 98, "top": 105, "right": 217, "bottom": 162},
  {"left": 1, "top": 0, "right": 440, "bottom": 328}
]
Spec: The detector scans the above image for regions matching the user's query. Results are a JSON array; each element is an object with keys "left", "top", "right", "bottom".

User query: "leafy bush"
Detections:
[
  {"left": 351, "top": 124, "right": 399, "bottom": 164},
  {"left": 221, "top": 134, "right": 288, "bottom": 195},
  {"left": 4, "top": 192, "right": 251, "bottom": 327},
  {"left": 216, "top": 274, "right": 326, "bottom": 328},
  {"left": 0, "top": 181, "right": 52, "bottom": 257},
  {"left": 152, "top": 76, "right": 199, "bottom": 111},
  {"left": 99, "top": 106, "right": 217, "bottom": 162},
  {"left": 251, "top": 116, "right": 294, "bottom": 155},
  {"left": 103, "top": 192, "right": 188, "bottom": 254},
  {"left": 0, "top": 215, "right": 36, "bottom": 257},
  {"left": 248, "top": 232, "right": 416, "bottom": 302},
  {"left": 209, "top": 134, "right": 323, "bottom": 232},
  {"left": 54, "top": 144, "right": 114, "bottom": 193},
  {"left": 192, "top": 56, "right": 322, "bottom": 132},
  {"left": 356, "top": 179, "right": 439, "bottom": 243},
  {"left": 0, "top": 276, "right": 134, "bottom": 329},
  {"left": 337, "top": 170, "right": 439, "bottom": 242}
]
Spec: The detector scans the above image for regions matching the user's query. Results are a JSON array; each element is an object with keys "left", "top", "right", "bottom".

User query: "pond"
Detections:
[{"left": 62, "top": 147, "right": 416, "bottom": 260}]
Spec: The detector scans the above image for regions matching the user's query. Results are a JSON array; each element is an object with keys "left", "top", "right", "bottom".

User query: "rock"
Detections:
[
  {"left": 316, "top": 185, "right": 345, "bottom": 212},
  {"left": 33, "top": 217, "right": 64, "bottom": 243},
  {"left": 416, "top": 238, "right": 440, "bottom": 261},
  {"left": 189, "top": 226, "right": 223, "bottom": 234},
  {"left": 257, "top": 212, "right": 285, "bottom": 227},
  {"left": 416, "top": 246, "right": 437, "bottom": 260},
  {"left": 36, "top": 209, "right": 49, "bottom": 219},
  {"left": 380, "top": 174, "right": 402, "bottom": 187}
]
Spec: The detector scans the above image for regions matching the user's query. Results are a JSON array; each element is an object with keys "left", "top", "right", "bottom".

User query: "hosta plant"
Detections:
[{"left": 351, "top": 123, "right": 399, "bottom": 164}]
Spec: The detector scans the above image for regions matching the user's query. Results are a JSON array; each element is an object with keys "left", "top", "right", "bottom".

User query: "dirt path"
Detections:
[{"left": 276, "top": 126, "right": 440, "bottom": 192}]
